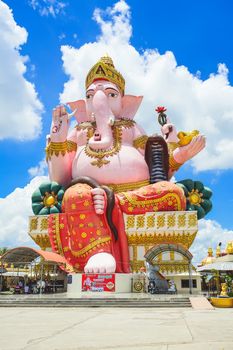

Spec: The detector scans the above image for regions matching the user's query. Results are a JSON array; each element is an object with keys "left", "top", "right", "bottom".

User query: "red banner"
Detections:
[{"left": 82, "top": 273, "right": 115, "bottom": 292}]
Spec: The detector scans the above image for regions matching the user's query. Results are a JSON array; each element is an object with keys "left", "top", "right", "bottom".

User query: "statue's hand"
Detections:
[
  {"left": 91, "top": 188, "right": 105, "bottom": 215},
  {"left": 173, "top": 134, "right": 206, "bottom": 164},
  {"left": 50, "top": 105, "right": 69, "bottom": 142},
  {"left": 161, "top": 118, "right": 179, "bottom": 143}
]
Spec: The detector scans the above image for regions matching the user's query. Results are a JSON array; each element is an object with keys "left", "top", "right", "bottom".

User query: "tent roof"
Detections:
[
  {"left": 0, "top": 247, "right": 67, "bottom": 266},
  {"left": 197, "top": 261, "right": 233, "bottom": 272}
]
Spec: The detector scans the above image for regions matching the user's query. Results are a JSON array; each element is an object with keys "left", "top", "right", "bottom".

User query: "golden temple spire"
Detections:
[
  {"left": 216, "top": 245, "right": 221, "bottom": 257},
  {"left": 201, "top": 247, "right": 215, "bottom": 266},
  {"left": 226, "top": 241, "right": 233, "bottom": 254},
  {"left": 208, "top": 247, "right": 213, "bottom": 257}
]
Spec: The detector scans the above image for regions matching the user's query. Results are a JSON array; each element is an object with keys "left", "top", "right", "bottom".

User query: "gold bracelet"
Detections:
[
  {"left": 167, "top": 142, "right": 182, "bottom": 171},
  {"left": 133, "top": 135, "right": 148, "bottom": 149},
  {"left": 46, "top": 140, "right": 77, "bottom": 160},
  {"left": 67, "top": 140, "right": 77, "bottom": 152},
  {"left": 167, "top": 142, "right": 178, "bottom": 151},
  {"left": 169, "top": 155, "right": 183, "bottom": 171}
]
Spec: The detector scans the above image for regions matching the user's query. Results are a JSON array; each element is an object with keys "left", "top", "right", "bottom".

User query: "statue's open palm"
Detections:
[
  {"left": 173, "top": 135, "right": 206, "bottom": 164},
  {"left": 50, "top": 105, "right": 69, "bottom": 142}
]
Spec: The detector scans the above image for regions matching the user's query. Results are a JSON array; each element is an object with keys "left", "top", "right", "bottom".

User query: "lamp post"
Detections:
[{"left": 189, "top": 262, "right": 193, "bottom": 295}]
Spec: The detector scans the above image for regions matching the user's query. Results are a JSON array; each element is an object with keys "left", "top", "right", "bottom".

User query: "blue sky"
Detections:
[{"left": 0, "top": 0, "right": 233, "bottom": 263}]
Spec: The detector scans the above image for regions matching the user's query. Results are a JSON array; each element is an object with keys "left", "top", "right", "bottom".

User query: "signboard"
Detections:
[{"left": 82, "top": 273, "right": 115, "bottom": 292}]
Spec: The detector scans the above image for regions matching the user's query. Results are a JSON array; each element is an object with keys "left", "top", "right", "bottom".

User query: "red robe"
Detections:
[{"left": 48, "top": 181, "right": 186, "bottom": 272}]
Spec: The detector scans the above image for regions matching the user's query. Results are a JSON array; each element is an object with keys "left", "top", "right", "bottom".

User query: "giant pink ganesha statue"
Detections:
[{"left": 46, "top": 56, "right": 205, "bottom": 273}]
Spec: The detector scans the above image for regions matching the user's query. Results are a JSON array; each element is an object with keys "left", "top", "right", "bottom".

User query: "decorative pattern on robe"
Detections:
[{"left": 48, "top": 181, "right": 186, "bottom": 272}]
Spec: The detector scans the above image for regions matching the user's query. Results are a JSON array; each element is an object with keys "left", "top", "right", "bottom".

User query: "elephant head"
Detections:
[{"left": 67, "top": 79, "right": 143, "bottom": 150}]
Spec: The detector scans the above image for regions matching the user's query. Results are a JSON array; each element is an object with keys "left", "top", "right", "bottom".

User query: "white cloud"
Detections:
[
  {"left": 28, "top": 0, "right": 67, "bottom": 17},
  {"left": 0, "top": 176, "right": 48, "bottom": 248},
  {"left": 0, "top": 1, "right": 43, "bottom": 140},
  {"left": 190, "top": 219, "right": 233, "bottom": 266},
  {"left": 28, "top": 159, "right": 48, "bottom": 177},
  {"left": 60, "top": 0, "right": 233, "bottom": 172}
]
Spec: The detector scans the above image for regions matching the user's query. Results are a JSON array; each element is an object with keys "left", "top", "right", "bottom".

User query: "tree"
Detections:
[{"left": 0, "top": 247, "right": 9, "bottom": 257}]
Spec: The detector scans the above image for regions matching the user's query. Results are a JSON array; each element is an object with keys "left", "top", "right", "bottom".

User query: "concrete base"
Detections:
[{"left": 67, "top": 273, "right": 133, "bottom": 294}]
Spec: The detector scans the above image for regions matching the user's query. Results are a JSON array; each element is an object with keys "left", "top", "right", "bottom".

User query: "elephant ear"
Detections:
[
  {"left": 67, "top": 99, "right": 89, "bottom": 123},
  {"left": 121, "top": 95, "right": 143, "bottom": 119}
]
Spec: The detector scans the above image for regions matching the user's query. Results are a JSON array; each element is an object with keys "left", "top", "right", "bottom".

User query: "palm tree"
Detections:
[{"left": 0, "top": 247, "right": 8, "bottom": 257}]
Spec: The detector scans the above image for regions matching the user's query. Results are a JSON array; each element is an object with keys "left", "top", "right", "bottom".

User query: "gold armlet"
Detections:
[
  {"left": 169, "top": 155, "right": 183, "bottom": 171},
  {"left": 167, "top": 142, "right": 182, "bottom": 171},
  {"left": 167, "top": 142, "right": 179, "bottom": 153},
  {"left": 46, "top": 141, "right": 77, "bottom": 161},
  {"left": 133, "top": 135, "right": 148, "bottom": 150}
]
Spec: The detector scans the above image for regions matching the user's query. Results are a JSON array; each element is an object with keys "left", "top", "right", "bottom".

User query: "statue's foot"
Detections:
[{"left": 84, "top": 253, "right": 116, "bottom": 273}]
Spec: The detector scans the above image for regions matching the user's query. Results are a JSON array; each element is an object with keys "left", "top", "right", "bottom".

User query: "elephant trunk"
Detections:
[{"left": 88, "top": 90, "right": 114, "bottom": 150}]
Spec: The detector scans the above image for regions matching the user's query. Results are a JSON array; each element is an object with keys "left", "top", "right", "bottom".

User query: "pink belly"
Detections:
[{"left": 72, "top": 145, "right": 149, "bottom": 184}]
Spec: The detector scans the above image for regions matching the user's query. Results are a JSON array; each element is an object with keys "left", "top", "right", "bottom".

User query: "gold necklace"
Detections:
[
  {"left": 84, "top": 119, "right": 135, "bottom": 168},
  {"left": 85, "top": 125, "right": 122, "bottom": 168}
]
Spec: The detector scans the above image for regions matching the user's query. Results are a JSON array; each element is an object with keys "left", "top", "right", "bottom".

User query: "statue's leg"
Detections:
[
  {"left": 48, "top": 182, "right": 130, "bottom": 273},
  {"left": 49, "top": 183, "right": 114, "bottom": 272},
  {"left": 117, "top": 181, "right": 186, "bottom": 214}
]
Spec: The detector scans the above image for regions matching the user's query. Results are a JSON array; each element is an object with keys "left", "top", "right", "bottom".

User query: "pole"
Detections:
[
  {"left": 40, "top": 260, "right": 43, "bottom": 296},
  {"left": 0, "top": 261, "right": 3, "bottom": 292},
  {"left": 53, "top": 264, "right": 56, "bottom": 293},
  {"left": 189, "top": 262, "right": 193, "bottom": 295},
  {"left": 216, "top": 270, "right": 220, "bottom": 295},
  {"left": 17, "top": 265, "right": 19, "bottom": 286}
]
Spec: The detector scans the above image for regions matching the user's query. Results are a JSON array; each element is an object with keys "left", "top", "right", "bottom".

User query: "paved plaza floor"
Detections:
[{"left": 0, "top": 306, "right": 233, "bottom": 350}]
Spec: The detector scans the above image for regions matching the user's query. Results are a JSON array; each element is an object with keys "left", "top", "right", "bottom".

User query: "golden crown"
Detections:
[{"left": 85, "top": 55, "right": 125, "bottom": 94}]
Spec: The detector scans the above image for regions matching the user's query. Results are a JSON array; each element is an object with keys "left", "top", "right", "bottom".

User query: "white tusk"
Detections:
[
  {"left": 67, "top": 109, "right": 77, "bottom": 120},
  {"left": 108, "top": 116, "right": 115, "bottom": 126}
]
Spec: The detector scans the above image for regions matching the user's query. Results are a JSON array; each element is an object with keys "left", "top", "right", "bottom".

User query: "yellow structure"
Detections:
[
  {"left": 201, "top": 241, "right": 233, "bottom": 266},
  {"left": 199, "top": 241, "right": 233, "bottom": 307},
  {"left": 124, "top": 211, "right": 198, "bottom": 273},
  {"left": 29, "top": 210, "right": 201, "bottom": 293},
  {"left": 29, "top": 215, "right": 51, "bottom": 250},
  {"left": 201, "top": 248, "right": 215, "bottom": 266},
  {"left": 211, "top": 297, "right": 233, "bottom": 308}
]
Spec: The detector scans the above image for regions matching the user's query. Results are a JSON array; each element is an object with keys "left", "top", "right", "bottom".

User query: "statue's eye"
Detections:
[
  {"left": 108, "top": 92, "right": 118, "bottom": 98},
  {"left": 86, "top": 94, "right": 93, "bottom": 99}
]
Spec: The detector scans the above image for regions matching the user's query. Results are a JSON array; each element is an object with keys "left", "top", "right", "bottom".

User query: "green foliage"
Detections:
[
  {"left": 224, "top": 274, "right": 233, "bottom": 292},
  {"left": 0, "top": 247, "right": 8, "bottom": 256}
]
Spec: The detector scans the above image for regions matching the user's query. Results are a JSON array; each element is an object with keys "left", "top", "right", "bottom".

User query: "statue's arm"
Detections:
[
  {"left": 46, "top": 106, "right": 77, "bottom": 187},
  {"left": 161, "top": 120, "right": 206, "bottom": 179},
  {"left": 132, "top": 124, "right": 148, "bottom": 155}
]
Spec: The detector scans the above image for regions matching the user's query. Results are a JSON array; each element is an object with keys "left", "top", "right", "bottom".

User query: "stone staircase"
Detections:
[{"left": 0, "top": 296, "right": 192, "bottom": 308}]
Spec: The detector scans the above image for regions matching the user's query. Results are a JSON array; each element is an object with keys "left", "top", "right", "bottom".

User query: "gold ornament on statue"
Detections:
[
  {"left": 188, "top": 189, "right": 203, "bottom": 206},
  {"left": 85, "top": 124, "right": 123, "bottom": 168},
  {"left": 85, "top": 55, "right": 125, "bottom": 94}
]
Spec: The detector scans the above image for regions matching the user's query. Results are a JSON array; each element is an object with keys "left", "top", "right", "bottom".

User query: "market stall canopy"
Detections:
[
  {"left": 0, "top": 247, "right": 67, "bottom": 267},
  {"left": 197, "top": 262, "right": 233, "bottom": 272}
]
